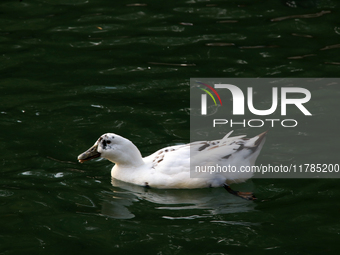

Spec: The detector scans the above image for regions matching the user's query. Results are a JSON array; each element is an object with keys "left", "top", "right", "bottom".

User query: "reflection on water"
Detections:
[{"left": 94, "top": 178, "right": 256, "bottom": 219}]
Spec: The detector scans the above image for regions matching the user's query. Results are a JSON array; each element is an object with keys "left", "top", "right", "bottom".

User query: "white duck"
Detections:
[{"left": 78, "top": 131, "right": 267, "bottom": 200}]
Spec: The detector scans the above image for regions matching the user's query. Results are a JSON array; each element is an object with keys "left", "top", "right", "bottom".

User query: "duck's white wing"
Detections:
[
  {"left": 144, "top": 143, "right": 191, "bottom": 174},
  {"left": 142, "top": 131, "right": 266, "bottom": 187},
  {"left": 143, "top": 131, "right": 240, "bottom": 169},
  {"left": 192, "top": 134, "right": 262, "bottom": 167}
]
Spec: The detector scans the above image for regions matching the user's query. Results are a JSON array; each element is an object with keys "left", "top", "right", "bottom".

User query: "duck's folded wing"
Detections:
[
  {"left": 144, "top": 131, "right": 266, "bottom": 173},
  {"left": 193, "top": 132, "right": 266, "bottom": 168}
]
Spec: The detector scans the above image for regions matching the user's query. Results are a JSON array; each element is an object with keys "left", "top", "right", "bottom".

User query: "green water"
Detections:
[{"left": 1, "top": 0, "right": 340, "bottom": 254}]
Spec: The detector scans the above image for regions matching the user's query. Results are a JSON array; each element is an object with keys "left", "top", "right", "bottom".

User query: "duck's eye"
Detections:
[{"left": 106, "top": 140, "right": 111, "bottom": 144}]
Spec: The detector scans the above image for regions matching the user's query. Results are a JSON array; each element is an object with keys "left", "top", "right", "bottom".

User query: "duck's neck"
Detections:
[{"left": 108, "top": 141, "right": 145, "bottom": 168}]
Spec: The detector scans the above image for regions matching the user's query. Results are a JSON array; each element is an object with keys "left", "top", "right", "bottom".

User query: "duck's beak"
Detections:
[{"left": 78, "top": 144, "right": 101, "bottom": 163}]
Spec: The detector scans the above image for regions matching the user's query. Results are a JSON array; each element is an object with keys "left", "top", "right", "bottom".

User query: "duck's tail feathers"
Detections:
[
  {"left": 254, "top": 130, "right": 268, "bottom": 147},
  {"left": 220, "top": 130, "right": 246, "bottom": 146}
]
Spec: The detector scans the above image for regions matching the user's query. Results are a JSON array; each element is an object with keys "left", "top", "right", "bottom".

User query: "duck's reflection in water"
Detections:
[{"left": 97, "top": 178, "right": 257, "bottom": 219}]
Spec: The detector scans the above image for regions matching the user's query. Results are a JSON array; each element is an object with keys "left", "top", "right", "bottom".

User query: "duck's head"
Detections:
[{"left": 77, "top": 133, "right": 144, "bottom": 167}]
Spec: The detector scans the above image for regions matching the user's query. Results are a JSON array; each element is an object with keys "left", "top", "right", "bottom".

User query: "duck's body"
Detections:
[{"left": 78, "top": 131, "right": 267, "bottom": 193}]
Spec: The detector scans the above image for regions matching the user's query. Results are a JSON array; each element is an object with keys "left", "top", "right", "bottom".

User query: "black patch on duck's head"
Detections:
[
  {"left": 100, "top": 134, "right": 114, "bottom": 150},
  {"left": 102, "top": 139, "right": 112, "bottom": 150}
]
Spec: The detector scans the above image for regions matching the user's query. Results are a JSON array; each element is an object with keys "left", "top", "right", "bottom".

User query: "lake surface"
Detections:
[{"left": 1, "top": 0, "right": 340, "bottom": 254}]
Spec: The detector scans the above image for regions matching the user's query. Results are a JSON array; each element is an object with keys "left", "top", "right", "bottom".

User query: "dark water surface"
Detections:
[{"left": 1, "top": 0, "right": 340, "bottom": 254}]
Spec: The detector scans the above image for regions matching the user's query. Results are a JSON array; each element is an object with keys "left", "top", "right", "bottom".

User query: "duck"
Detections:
[{"left": 78, "top": 130, "right": 267, "bottom": 200}]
